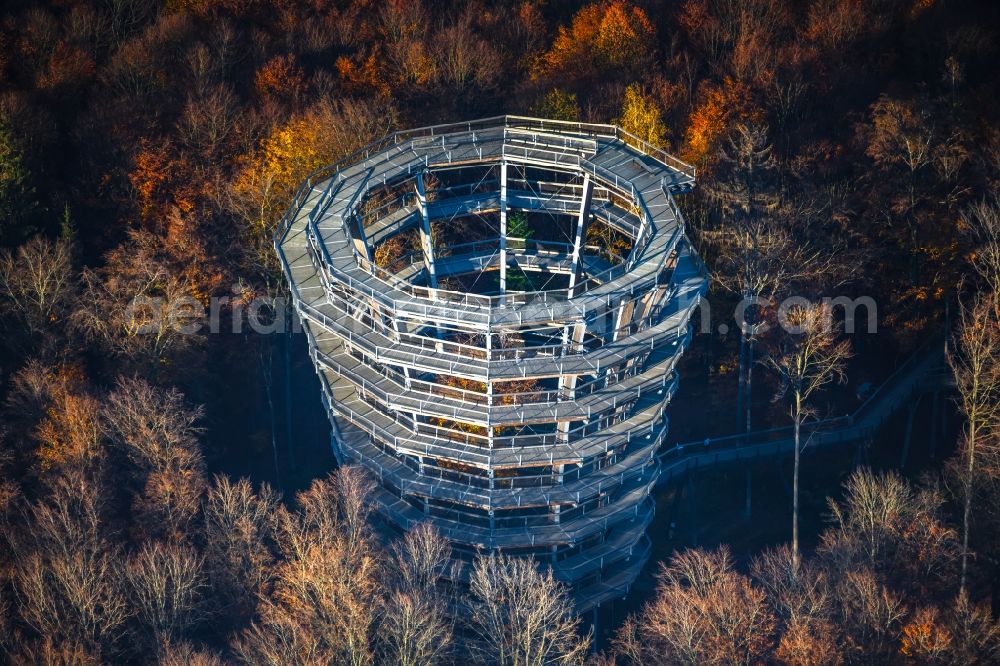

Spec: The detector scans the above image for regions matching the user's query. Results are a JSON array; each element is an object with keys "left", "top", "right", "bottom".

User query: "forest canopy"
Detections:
[{"left": 0, "top": 0, "right": 998, "bottom": 663}]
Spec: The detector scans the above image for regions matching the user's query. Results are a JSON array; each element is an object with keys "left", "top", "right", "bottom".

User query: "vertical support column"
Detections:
[
  {"left": 328, "top": 416, "right": 346, "bottom": 466},
  {"left": 499, "top": 162, "right": 509, "bottom": 293},
  {"left": 612, "top": 298, "right": 636, "bottom": 343},
  {"left": 568, "top": 175, "right": 593, "bottom": 297},
  {"left": 351, "top": 213, "right": 374, "bottom": 268},
  {"left": 609, "top": 296, "right": 639, "bottom": 385},
  {"left": 636, "top": 284, "right": 669, "bottom": 326},
  {"left": 486, "top": 328, "right": 494, "bottom": 450},
  {"left": 415, "top": 171, "right": 438, "bottom": 290},
  {"left": 556, "top": 176, "right": 595, "bottom": 440},
  {"left": 391, "top": 317, "right": 413, "bottom": 390},
  {"left": 557, "top": 322, "right": 587, "bottom": 442}
]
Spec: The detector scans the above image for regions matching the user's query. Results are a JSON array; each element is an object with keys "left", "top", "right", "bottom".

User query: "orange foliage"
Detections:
[
  {"left": 130, "top": 140, "right": 171, "bottom": 222},
  {"left": 805, "top": 0, "right": 866, "bottom": 49},
  {"left": 677, "top": 0, "right": 712, "bottom": 41},
  {"left": 254, "top": 54, "right": 306, "bottom": 104},
  {"left": 34, "top": 383, "right": 102, "bottom": 474},
  {"left": 36, "top": 42, "right": 95, "bottom": 95},
  {"left": 594, "top": 0, "right": 655, "bottom": 69},
  {"left": 775, "top": 618, "right": 843, "bottom": 666},
  {"left": 683, "top": 83, "right": 729, "bottom": 165},
  {"left": 124, "top": 139, "right": 223, "bottom": 298},
  {"left": 900, "top": 607, "right": 953, "bottom": 660},
  {"left": 534, "top": 1, "right": 654, "bottom": 80},
  {"left": 336, "top": 53, "right": 387, "bottom": 96},
  {"left": 683, "top": 79, "right": 758, "bottom": 166},
  {"left": 908, "top": 0, "right": 936, "bottom": 21},
  {"left": 129, "top": 139, "right": 201, "bottom": 223}
]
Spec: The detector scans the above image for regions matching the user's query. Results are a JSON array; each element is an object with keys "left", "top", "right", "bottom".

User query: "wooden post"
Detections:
[
  {"left": 499, "top": 161, "right": 509, "bottom": 293},
  {"left": 415, "top": 171, "right": 438, "bottom": 290},
  {"left": 568, "top": 175, "right": 593, "bottom": 296}
]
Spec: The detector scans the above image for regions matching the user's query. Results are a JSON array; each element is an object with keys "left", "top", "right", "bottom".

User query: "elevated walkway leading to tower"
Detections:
[{"left": 656, "top": 337, "right": 949, "bottom": 484}]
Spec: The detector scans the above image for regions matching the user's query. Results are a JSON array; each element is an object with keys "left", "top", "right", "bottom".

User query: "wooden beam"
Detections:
[
  {"left": 351, "top": 213, "right": 374, "bottom": 269},
  {"left": 415, "top": 171, "right": 438, "bottom": 290},
  {"left": 568, "top": 175, "right": 593, "bottom": 297},
  {"left": 499, "top": 161, "right": 509, "bottom": 293},
  {"left": 557, "top": 322, "right": 587, "bottom": 441}
]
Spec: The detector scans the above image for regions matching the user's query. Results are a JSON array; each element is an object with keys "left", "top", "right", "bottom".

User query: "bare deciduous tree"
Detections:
[
  {"left": 0, "top": 235, "right": 76, "bottom": 351},
  {"left": 294, "top": 465, "right": 375, "bottom": 552},
  {"left": 13, "top": 531, "right": 128, "bottom": 657},
  {"left": 468, "top": 552, "right": 589, "bottom": 666},
  {"left": 751, "top": 544, "right": 832, "bottom": 628},
  {"left": 819, "top": 468, "right": 959, "bottom": 597},
  {"left": 391, "top": 522, "right": 452, "bottom": 595},
  {"left": 752, "top": 545, "right": 841, "bottom": 665},
  {"left": 947, "top": 590, "right": 1000, "bottom": 665},
  {"left": 103, "top": 378, "right": 207, "bottom": 542},
  {"left": 73, "top": 230, "right": 203, "bottom": 371},
  {"left": 125, "top": 541, "right": 207, "bottom": 649},
  {"left": 834, "top": 569, "right": 906, "bottom": 663},
  {"left": 947, "top": 292, "right": 1000, "bottom": 593},
  {"left": 232, "top": 539, "right": 379, "bottom": 666},
  {"left": 963, "top": 198, "right": 1000, "bottom": 303},
  {"left": 202, "top": 476, "right": 280, "bottom": 624},
  {"left": 766, "top": 302, "right": 851, "bottom": 565},
  {"left": 379, "top": 523, "right": 454, "bottom": 666},
  {"left": 614, "top": 547, "right": 776, "bottom": 666},
  {"left": 156, "top": 640, "right": 226, "bottom": 666},
  {"left": 7, "top": 636, "right": 102, "bottom": 666},
  {"left": 379, "top": 590, "right": 452, "bottom": 666}
]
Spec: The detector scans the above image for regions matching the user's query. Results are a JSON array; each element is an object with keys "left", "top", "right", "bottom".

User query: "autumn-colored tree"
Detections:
[
  {"left": 775, "top": 616, "right": 843, "bottom": 666},
  {"left": 683, "top": 82, "right": 731, "bottom": 166},
  {"left": 103, "top": 378, "right": 207, "bottom": 543},
  {"left": 534, "top": 1, "right": 654, "bottom": 82},
  {"left": 468, "top": 552, "right": 589, "bottom": 666},
  {"left": 74, "top": 230, "right": 205, "bottom": 373},
  {"left": 614, "top": 547, "right": 776, "bottom": 665},
  {"left": 594, "top": 1, "right": 656, "bottom": 71},
  {"left": 124, "top": 541, "right": 207, "bottom": 650},
  {"left": 254, "top": 54, "right": 307, "bottom": 108},
  {"left": 202, "top": 476, "right": 280, "bottom": 626},
  {"left": 228, "top": 98, "right": 396, "bottom": 286},
  {"left": 617, "top": 83, "right": 667, "bottom": 147},
  {"left": 900, "top": 606, "right": 953, "bottom": 662},
  {"left": 818, "top": 469, "right": 959, "bottom": 596},
  {"left": 33, "top": 385, "right": 103, "bottom": 480},
  {"left": 534, "top": 89, "right": 580, "bottom": 122},
  {"left": 375, "top": 0, "right": 434, "bottom": 86}
]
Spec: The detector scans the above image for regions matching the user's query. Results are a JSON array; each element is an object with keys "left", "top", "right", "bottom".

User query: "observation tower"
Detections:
[{"left": 275, "top": 117, "right": 707, "bottom": 610}]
